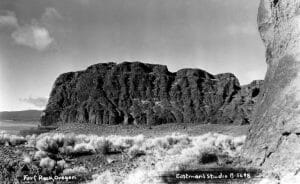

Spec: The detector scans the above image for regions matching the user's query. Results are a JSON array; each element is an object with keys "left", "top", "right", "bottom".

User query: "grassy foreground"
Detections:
[{"left": 1, "top": 123, "right": 287, "bottom": 184}]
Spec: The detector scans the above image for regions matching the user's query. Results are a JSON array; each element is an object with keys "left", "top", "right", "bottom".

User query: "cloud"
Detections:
[
  {"left": 0, "top": 11, "right": 18, "bottom": 27},
  {"left": 40, "top": 7, "right": 68, "bottom": 36},
  {"left": 11, "top": 7, "right": 61, "bottom": 51},
  {"left": 20, "top": 97, "right": 48, "bottom": 108},
  {"left": 3, "top": 8, "right": 61, "bottom": 51},
  {"left": 41, "top": 7, "right": 63, "bottom": 23},
  {"left": 11, "top": 24, "right": 54, "bottom": 50}
]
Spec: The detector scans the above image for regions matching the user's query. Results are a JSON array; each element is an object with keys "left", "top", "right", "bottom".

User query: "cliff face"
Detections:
[
  {"left": 243, "top": 0, "right": 300, "bottom": 174},
  {"left": 41, "top": 62, "right": 262, "bottom": 126}
]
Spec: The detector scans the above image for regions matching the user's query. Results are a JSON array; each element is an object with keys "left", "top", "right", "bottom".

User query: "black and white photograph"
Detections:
[{"left": 0, "top": 0, "right": 300, "bottom": 183}]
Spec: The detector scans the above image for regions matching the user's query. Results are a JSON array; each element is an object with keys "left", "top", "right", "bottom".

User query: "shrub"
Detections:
[
  {"left": 34, "top": 150, "right": 48, "bottom": 160},
  {"left": 13, "top": 131, "right": 248, "bottom": 184},
  {"left": 39, "top": 157, "right": 56, "bottom": 171},
  {"left": 89, "top": 171, "right": 120, "bottom": 184},
  {"left": 25, "top": 134, "right": 37, "bottom": 147},
  {"left": 199, "top": 151, "right": 219, "bottom": 164},
  {"left": 36, "top": 136, "right": 59, "bottom": 154},
  {"left": 0, "top": 131, "right": 26, "bottom": 146},
  {"left": 23, "top": 153, "right": 32, "bottom": 163},
  {"left": 62, "top": 166, "right": 88, "bottom": 176},
  {"left": 57, "top": 160, "right": 68, "bottom": 170},
  {"left": 87, "top": 132, "right": 247, "bottom": 184},
  {"left": 128, "top": 145, "right": 146, "bottom": 159}
]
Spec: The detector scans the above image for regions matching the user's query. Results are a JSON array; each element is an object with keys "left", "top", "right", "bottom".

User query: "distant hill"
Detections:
[{"left": 0, "top": 110, "right": 42, "bottom": 121}]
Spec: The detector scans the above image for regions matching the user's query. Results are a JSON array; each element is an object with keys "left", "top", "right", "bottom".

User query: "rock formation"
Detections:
[
  {"left": 242, "top": 0, "right": 300, "bottom": 175},
  {"left": 41, "top": 62, "right": 262, "bottom": 127}
]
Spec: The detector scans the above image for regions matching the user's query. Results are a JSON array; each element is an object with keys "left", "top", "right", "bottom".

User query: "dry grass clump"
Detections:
[
  {"left": 0, "top": 131, "right": 250, "bottom": 184},
  {"left": 62, "top": 166, "right": 88, "bottom": 176},
  {"left": 89, "top": 133, "right": 247, "bottom": 184},
  {"left": 0, "top": 132, "right": 148, "bottom": 181},
  {"left": 23, "top": 153, "right": 32, "bottom": 163},
  {"left": 1, "top": 130, "right": 298, "bottom": 184},
  {"left": 37, "top": 156, "right": 74, "bottom": 176},
  {"left": 31, "top": 133, "right": 147, "bottom": 158},
  {"left": 25, "top": 134, "right": 37, "bottom": 147},
  {"left": 127, "top": 145, "right": 146, "bottom": 159},
  {"left": 0, "top": 131, "right": 26, "bottom": 146},
  {"left": 39, "top": 157, "right": 56, "bottom": 171},
  {"left": 34, "top": 150, "right": 48, "bottom": 160},
  {"left": 146, "top": 133, "right": 190, "bottom": 150},
  {"left": 0, "top": 131, "right": 249, "bottom": 184},
  {"left": 57, "top": 159, "right": 68, "bottom": 170},
  {"left": 89, "top": 171, "right": 121, "bottom": 184}
]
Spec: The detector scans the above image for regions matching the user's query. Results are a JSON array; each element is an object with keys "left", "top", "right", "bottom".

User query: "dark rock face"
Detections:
[
  {"left": 211, "top": 80, "right": 263, "bottom": 125},
  {"left": 41, "top": 62, "right": 262, "bottom": 126}
]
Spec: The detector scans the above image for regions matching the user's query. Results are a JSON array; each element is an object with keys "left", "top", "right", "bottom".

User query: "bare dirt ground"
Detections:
[{"left": 53, "top": 123, "right": 249, "bottom": 138}]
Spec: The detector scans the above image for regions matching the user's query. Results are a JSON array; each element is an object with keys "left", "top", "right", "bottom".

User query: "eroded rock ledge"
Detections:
[{"left": 41, "top": 62, "right": 262, "bottom": 126}]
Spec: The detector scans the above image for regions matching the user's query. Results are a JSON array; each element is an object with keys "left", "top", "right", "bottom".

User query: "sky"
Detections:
[{"left": 0, "top": 0, "right": 266, "bottom": 111}]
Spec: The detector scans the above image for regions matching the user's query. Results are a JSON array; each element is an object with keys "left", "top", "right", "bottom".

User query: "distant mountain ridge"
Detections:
[
  {"left": 41, "top": 61, "right": 263, "bottom": 126},
  {"left": 0, "top": 110, "right": 42, "bottom": 121}
]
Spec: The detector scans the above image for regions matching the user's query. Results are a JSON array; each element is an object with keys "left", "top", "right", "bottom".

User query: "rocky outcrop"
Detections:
[
  {"left": 243, "top": 0, "right": 300, "bottom": 175},
  {"left": 211, "top": 80, "right": 263, "bottom": 125},
  {"left": 41, "top": 62, "right": 262, "bottom": 127}
]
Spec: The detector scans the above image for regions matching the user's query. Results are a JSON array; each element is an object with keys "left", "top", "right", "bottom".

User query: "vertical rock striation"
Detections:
[
  {"left": 243, "top": 0, "right": 300, "bottom": 174},
  {"left": 41, "top": 62, "right": 262, "bottom": 127}
]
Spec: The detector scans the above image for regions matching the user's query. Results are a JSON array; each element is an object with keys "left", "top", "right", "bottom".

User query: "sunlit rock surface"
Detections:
[{"left": 243, "top": 0, "right": 300, "bottom": 174}]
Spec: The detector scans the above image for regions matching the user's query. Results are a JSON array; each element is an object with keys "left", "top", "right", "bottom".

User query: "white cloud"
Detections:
[
  {"left": 7, "top": 7, "right": 62, "bottom": 51},
  {"left": 12, "top": 24, "right": 53, "bottom": 51},
  {"left": 0, "top": 11, "right": 18, "bottom": 27}
]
